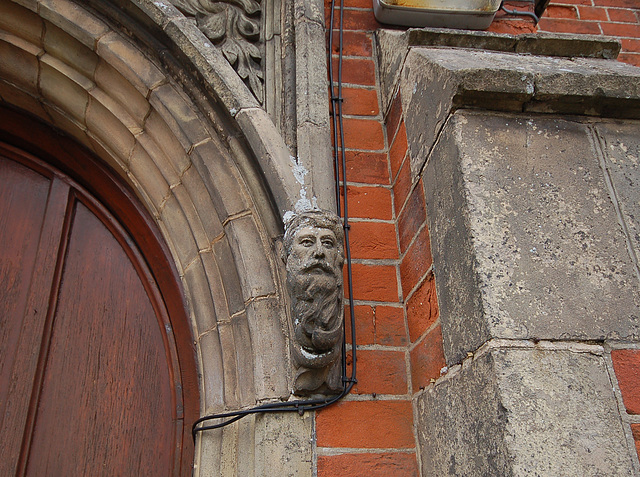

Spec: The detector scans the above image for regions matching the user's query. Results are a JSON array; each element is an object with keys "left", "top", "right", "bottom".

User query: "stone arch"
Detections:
[{"left": 0, "top": 0, "right": 307, "bottom": 474}]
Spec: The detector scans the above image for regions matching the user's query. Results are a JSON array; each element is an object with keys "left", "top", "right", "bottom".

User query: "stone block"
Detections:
[
  {"left": 171, "top": 183, "right": 210, "bottom": 252},
  {"left": 0, "top": 33, "right": 40, "bottom": 93},
  {"left": 148, "top": 83, "right": 210, "bottom": 150},
  {"left": 254, "top": 412, "right": 313, "bottom": 477},
  {"left": 293, "top": 0, "right": 324, "bottom": 25},
  {"left": 160, "top": 193, "right": 200, "bottom": 268},
  {"left": 397, "top": 48, "right": 640, "bottom": 180},
  {"left": 594, "top": 122, "right": 640, "bottom": 265},
  {"left": 0, "top": 80, "right": 48, "bottom": 123},
  {"left": 0, "top": 1, "right": 43, "bottom": 47},
  {"left": 190, "top": 139, "right": 250, "bottom": 221},
  {"left": 42, "top": 102, "right": 94, "bottom": 151},
  {"left": 128, "top": 141, "right": 170, "bottom": 210},
  {"left": 224, "top": 214, "right": 276, "bottom": 300},
  {"left": 183, "top": 254, "right": 217, "bottom": 334},
  {"left": 207, "top": 240, "right": 246, "bottom": 317},
  {"left": 43, "top": 22, "right": 98, "bottom": 79},
  {"left": 197, "top": 328, "right": 225, "bottom": 411},
  {"left": 245, "top": 297, "right": 290, "bottom": 400},
  {"left": 86, "top": 95, "right": 136, "bottom": 162},
  {"left": 89, "top": 87, "right": 142, "bottom": 137},
  {"left": 97, "top": 31, "right": 164, "bottom": 96},
  {"left": 0, "top": 33, "right": 42, "bottom": 95},
  {"left": 143, "top": 110, "right": 191, "bottom": 175},
  {"left": 416, "top": 346, "right": 636, "bottom": 476},
  {"left": 133, "top": 0, "right": 183, "bottom": 29},
  {"left": 425, "top": 111, "right": 640, "bottom": 364},
  {"left": 235, "top": 107, "right": 299, "bottom": 215},
  {"left": 218, "top": 321, "right": 242, "bottom": 408},
  {"left": 135, "top": 132, "right": 182, "bottom": 185},
  {"left": 95, "top": 61, "right": 150, "bottom": 128},
  {"left": 180, "top": 165, "right": 225, "bottom": 243},
  {"left": 295, "top": 122, "right": 335, "bottom": 212},
  {"left": 40, "top": 54, "right": 91, "bottom": 122},
  {"left": 39, "top": 0, "right": 109, "bottom": 49},
  {"left": 295, "top": 18, "right": 329, "bottom": 128}
]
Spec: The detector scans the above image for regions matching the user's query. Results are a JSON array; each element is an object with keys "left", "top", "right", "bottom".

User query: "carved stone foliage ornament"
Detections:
[
  {"left": 283, "top": 211, "right": 345, "bottom": 395},
  {"left": 168, "top": 0, "right": 264, "bottom": 102}
]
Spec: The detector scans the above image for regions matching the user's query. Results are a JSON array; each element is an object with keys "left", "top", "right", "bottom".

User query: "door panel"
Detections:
[
  {"left": 26, "top": 200, "right": 175, "bottom": 476},
  {"left": 0, "top": 157, "right": 50, "bottom": 415},
  {"left": 0, "top": 131, "right": 197, "bottom": 477}
]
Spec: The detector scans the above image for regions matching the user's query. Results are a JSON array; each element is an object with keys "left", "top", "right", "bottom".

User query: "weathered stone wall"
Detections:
[{"left": 378, "top": 30, "right": 640, "bottom": 475}]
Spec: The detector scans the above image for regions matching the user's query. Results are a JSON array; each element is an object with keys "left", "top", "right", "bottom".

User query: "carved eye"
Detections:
[
  {"left": 322, "top": 239, "right": 335, "bottom": 248},
  {"left": 299, "top": 238, "right": 314, "bottom": 247}
]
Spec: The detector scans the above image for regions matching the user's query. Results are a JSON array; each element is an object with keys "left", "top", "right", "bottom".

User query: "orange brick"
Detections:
[
  {"left": 345, "top": 305, "right": 375, "bottom": 345},
  {"left": 393, "top": 159, "right": 413, "bottom": 218},
  {"left": 347, "top": 263, "right": 399, "bottom": 302},
  {"left": 578, "top": 6, "right": 609, "bottom": 21},
  {"left": 374, "top": 305, "right": 408, "bottom": 346},
  {"left": 349, "top": 221, "right": 398, "bottom": 260},
  {"left": 350, "top": 349, "right": 408, "bottom": 395},
  {"left": 341, "top": 87, "right": 379, "bottom": 116},
  {"left": 601, "top": 22, "right": 640, "bottom": 37},
  {"left": 538, "top": 17, "right": 603, "bottom": 34},
  {"left": 631, "top": 423, "right": 640, "bottom": 462},
  {"left": 546, "top": 5, "right": 579, "bottom": 18},
  {"left": 407, "top": 273, "right": 439, "bottom": 343},
  {"left": 316, "top": 400, "right": 414, "bottom": 448},
  {"left": 400, "top": 226, "right": 432, "bottom": 298},
  {"left": 618, "top": 53, "right": 640, "bottom": 67},
  {"left": 594, "top": 0, "right": 639, "bottom": 7},
  {"left": 398, "top": 184, "right": 426, "bottom": 255},
  {"left": 607, "top": 8, "right": 637, "bottom": 23},
  {"left": 385, "top": 91, "right": 403, "bottom": 142},
  {"left": 341, "top": 185, "right": 393, "bottom": 220},
  {"left": 612, "top": 349, "right": 640, "bottom": 414},
  {"left": 331, "top": 57, "right": 376, "bottom": 86},
  {"left": 555, "top": 0, "right": 594, "bottom": 4},
  {"left": 318, "top": 452, "right": 419, "bottom": 477},
  {"left": 326, "top": 8, "right": 382, "bottom": 31},
  {"left": 329, "top": 30, "right": 373, "bottom": 57},
  {"left": 622, "top": 38, "right": 640, "bottom": 53},
  {"left": 389, "top": 122, "right": 408, "bottom": 181},
  {"left": 410, "top": 325, "right": 446, "bottom": 392},
  {"left": 339, "top": 151, "right": 390, "bottom": 185},
  {"left": 487, "top": 20, "right": 537, "bottom": 34},
  {"left": 341, "top": 117, "right": 385, "bottom": 151}
]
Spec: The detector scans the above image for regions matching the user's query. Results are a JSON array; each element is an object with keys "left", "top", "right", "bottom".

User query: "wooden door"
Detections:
[{"left": 0, "top": 112, "right": 198, "bottom": 477}]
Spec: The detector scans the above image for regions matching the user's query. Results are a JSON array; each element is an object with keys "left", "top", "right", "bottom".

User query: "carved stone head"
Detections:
[{"left": 283, "top": 210, "right": 345, "bottom": 395}]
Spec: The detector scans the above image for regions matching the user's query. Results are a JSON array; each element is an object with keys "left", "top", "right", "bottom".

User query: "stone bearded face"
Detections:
[{"left": 284, "top": 212, "right": 344, "bottom": 372}]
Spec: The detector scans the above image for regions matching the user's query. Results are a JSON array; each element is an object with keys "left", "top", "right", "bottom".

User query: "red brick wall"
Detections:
[
  {"left": 319, "top": 0, "right": 640, "bottom": 474},
  {"left": 538, "top": 1, "right": 640, "bottom": 66},
  {"left": 321, "top": 4, "right": 420, "bottom": 471},
  {"left": 612, "top": 349, "right": 640, "bottom": 459}
]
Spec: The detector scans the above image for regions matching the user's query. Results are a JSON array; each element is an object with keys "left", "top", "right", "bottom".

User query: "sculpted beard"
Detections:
[{"left": 287, "top": 257, "right": 343, "bottom": 366}]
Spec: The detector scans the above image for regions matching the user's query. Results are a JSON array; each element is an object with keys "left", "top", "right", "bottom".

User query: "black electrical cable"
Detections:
[{"left": 192, "top": 0, "right": 357, "bottom": 440}]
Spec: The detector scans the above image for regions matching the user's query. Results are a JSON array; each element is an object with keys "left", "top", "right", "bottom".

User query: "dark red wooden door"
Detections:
[{"left": 0, "top": 123, "right": 197, "bottom": 477}]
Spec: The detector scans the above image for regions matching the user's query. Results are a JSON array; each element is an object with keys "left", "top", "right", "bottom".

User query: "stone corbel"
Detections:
[{"left": 282, "top": 210, "right": 345, "bottom": 395}]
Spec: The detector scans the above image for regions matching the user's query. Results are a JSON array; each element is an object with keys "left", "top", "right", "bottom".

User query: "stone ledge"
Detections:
[
  {"left": 406, "top": 28, "right": 621, "bottom": 59},
  {"left": 377, "top": 28, "right": 628, "bottom": 115},
  {"left": 396, "top": 45, "right": 640, "bottom": 179}
]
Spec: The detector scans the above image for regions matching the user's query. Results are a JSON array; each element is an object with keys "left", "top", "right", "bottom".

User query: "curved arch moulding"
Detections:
[{"left": 0, "top": 0, "right": 314, "bottom": 475}]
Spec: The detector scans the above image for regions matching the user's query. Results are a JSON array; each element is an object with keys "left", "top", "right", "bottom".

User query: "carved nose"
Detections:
[{"left": 313, "top": 244, "right": 325, "bottom": 258}]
